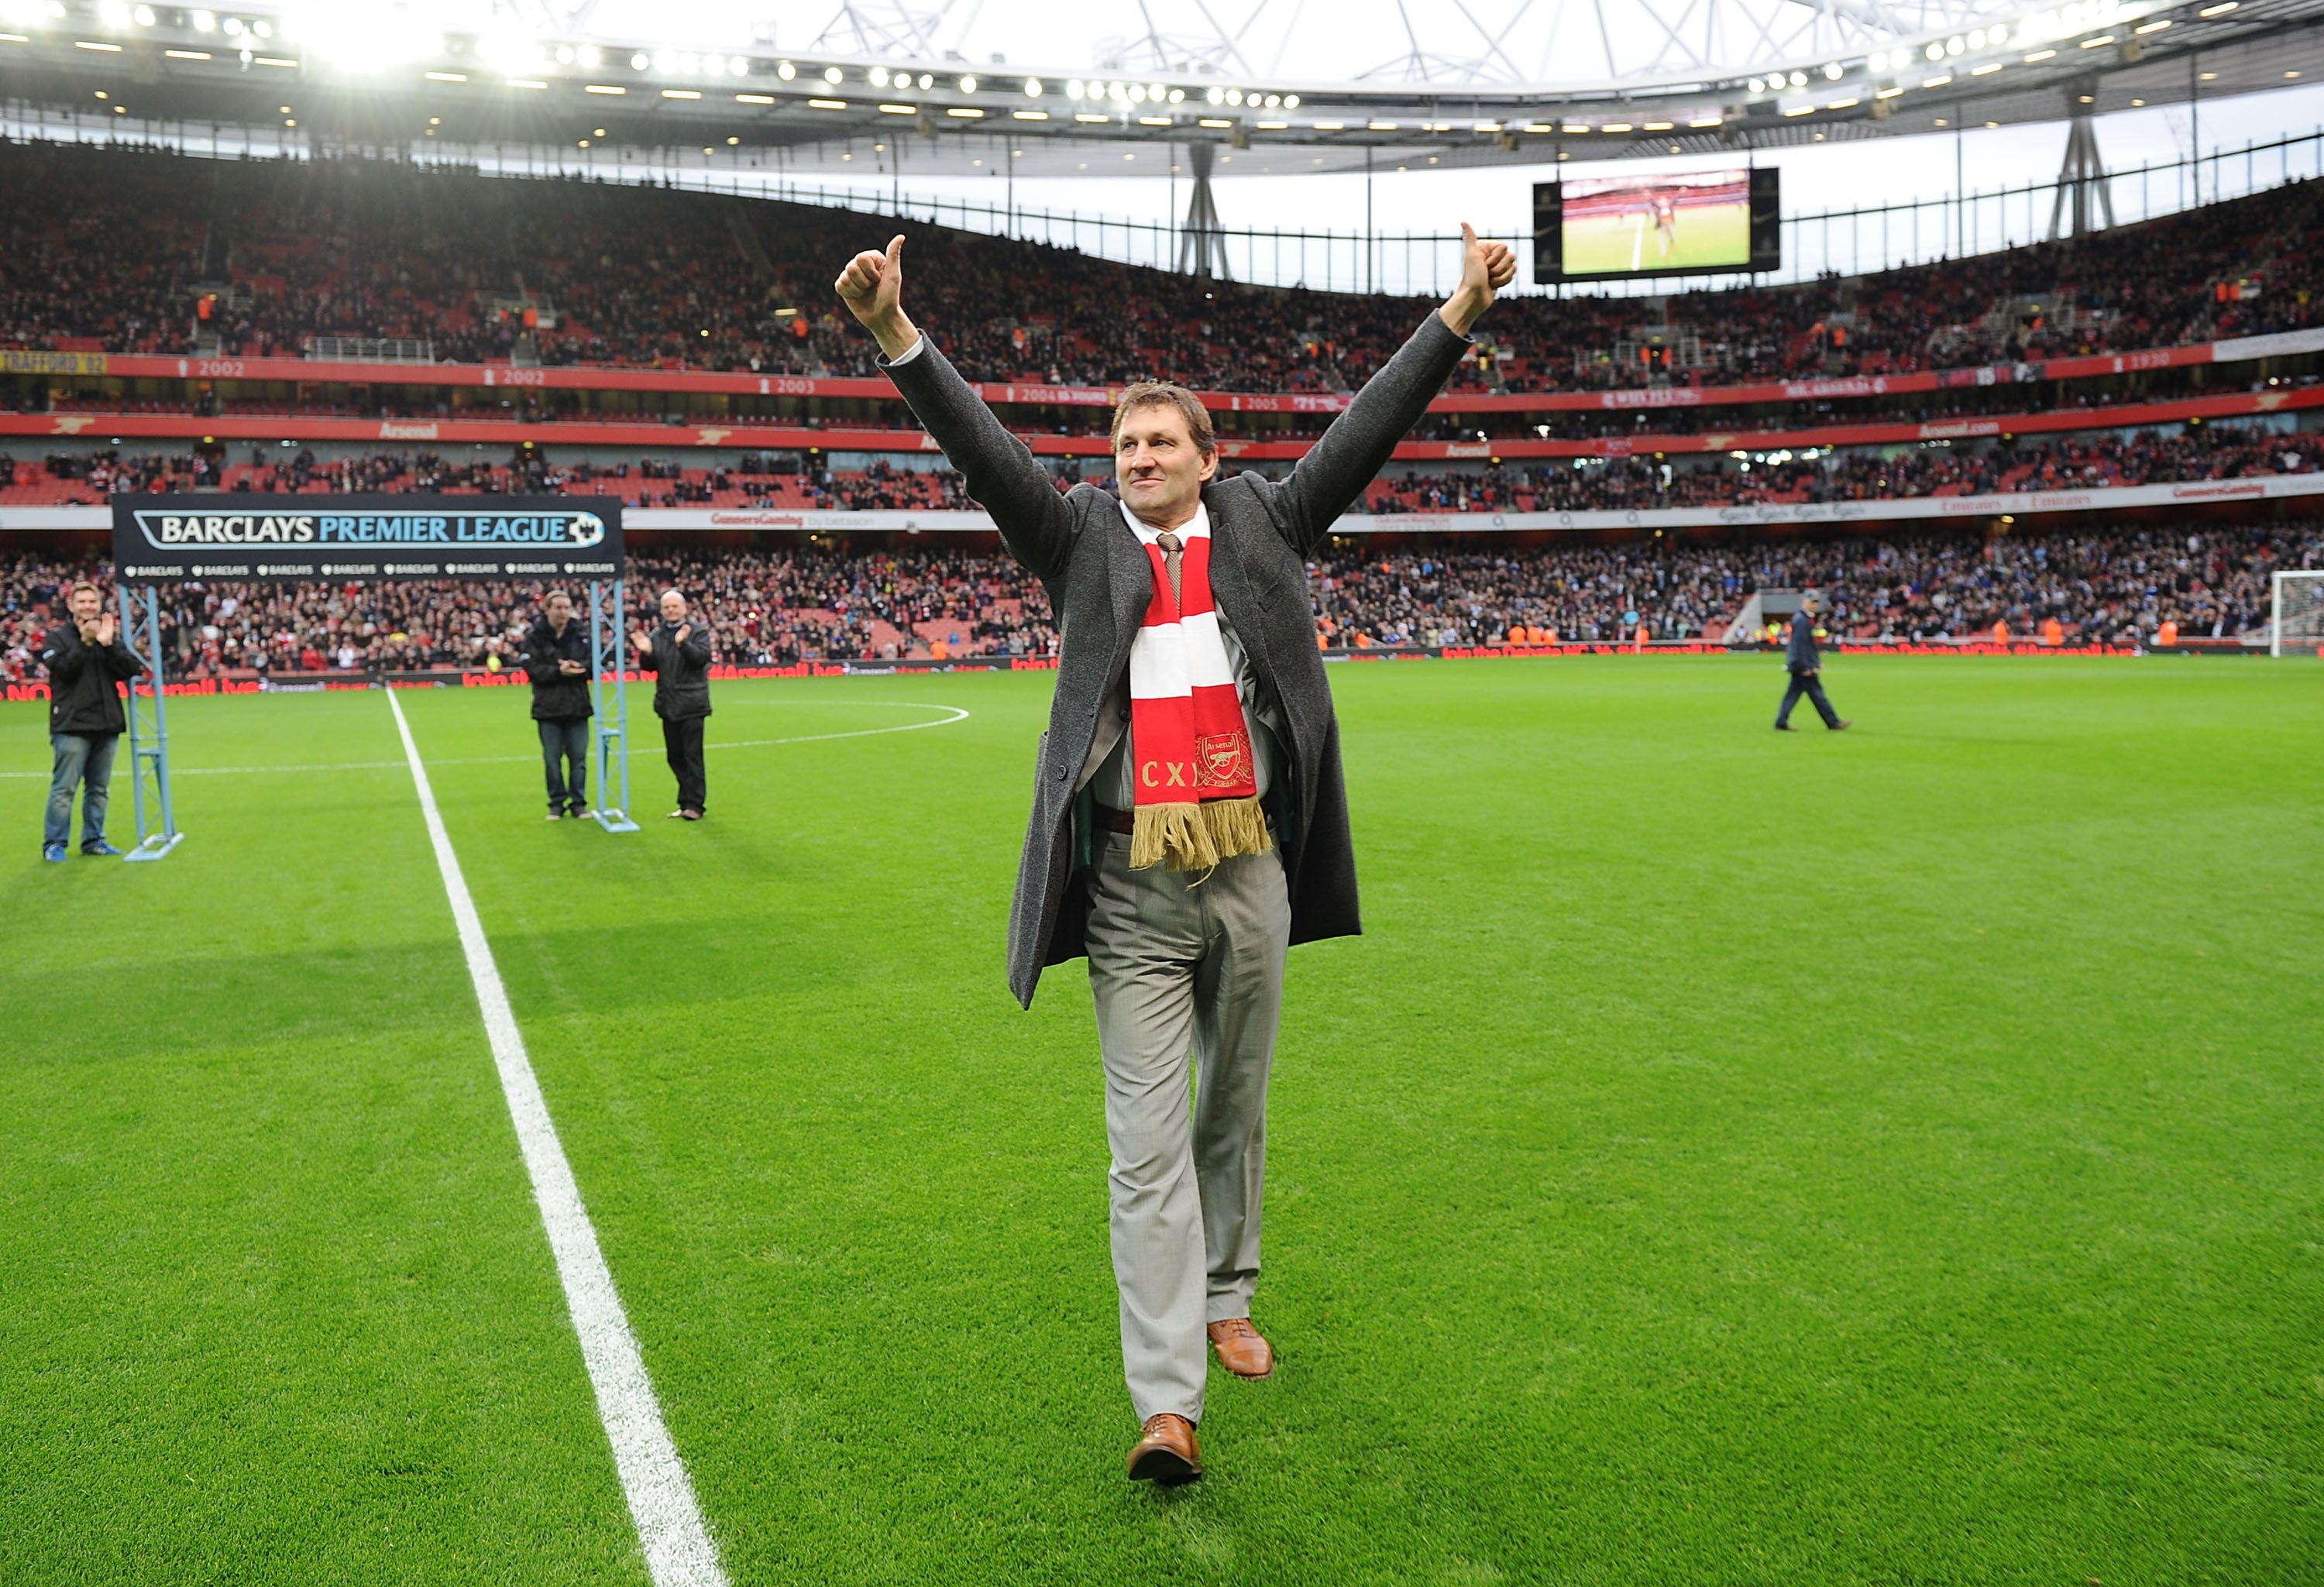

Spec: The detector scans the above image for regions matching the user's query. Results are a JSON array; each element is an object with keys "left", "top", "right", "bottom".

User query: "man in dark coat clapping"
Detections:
[{"left": 633, "top": 588, "right": 712, "bottom": 819}]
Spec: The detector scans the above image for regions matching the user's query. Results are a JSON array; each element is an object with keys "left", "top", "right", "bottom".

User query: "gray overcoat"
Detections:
[{"left": 882, "top": 311, "right": 1474, "bottom": 1006}]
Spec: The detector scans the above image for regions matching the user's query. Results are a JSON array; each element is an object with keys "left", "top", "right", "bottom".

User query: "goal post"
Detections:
[{"left": 2271, "top": 569, "right": 2324, "bottom": 657}]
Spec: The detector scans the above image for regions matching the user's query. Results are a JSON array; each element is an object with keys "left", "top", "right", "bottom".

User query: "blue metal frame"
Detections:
[
  {"left": 587, "top": 579, "right": 639, "bottom": 833},
  {"left": 117, "top": 582, "right": 184, "bottom": 861}
]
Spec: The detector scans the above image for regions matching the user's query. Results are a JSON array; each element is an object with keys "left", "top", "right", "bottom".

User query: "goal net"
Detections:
[{"left": 2272, "top": 570, "right": 2324, "bottom": 657}]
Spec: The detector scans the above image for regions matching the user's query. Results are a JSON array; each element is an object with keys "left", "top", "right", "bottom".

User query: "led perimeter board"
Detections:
[
  {"left": 112, "top": 495, "right": 624, "bottom": 582},
  {"left": 1533, "top": 168, "right": 1780, "bottom": 284}
]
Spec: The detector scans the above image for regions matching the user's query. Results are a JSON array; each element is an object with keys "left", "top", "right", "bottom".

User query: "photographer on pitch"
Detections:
[
  {"left": 520, "top": 589, "right": 594, "bottom": 821},
  {"left": 37, "top": 580, "right": 144, "bottom": 862},
  {"left": 633, "top": 587, "right": 711, "bottom": 820}
]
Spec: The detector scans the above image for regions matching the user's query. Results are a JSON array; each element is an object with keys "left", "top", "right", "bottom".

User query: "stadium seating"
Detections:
[
  {"left": 5, "top": 424, "right": 2309, "bottom": 514},
  {"left": 3, "top": 139, "right": 2321, "bottom": 390},
  {"left": 3, "top": 521, "right": 2311, "bottom": 681}
]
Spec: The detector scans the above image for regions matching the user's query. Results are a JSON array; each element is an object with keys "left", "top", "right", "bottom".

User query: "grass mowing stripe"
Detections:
[
  {"left": 386, "top": 688, "right": 727, "bottom": 1587},
  {"left": 0, "top": 700, "right": 969, "bottom": 778}
]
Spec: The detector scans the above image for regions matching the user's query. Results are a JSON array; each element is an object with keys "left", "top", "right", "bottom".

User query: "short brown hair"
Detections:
[
  {"left": 543, "top": 588, "right": 572, "bottom": 606},
  {"left": 1111, "top": 382, "right": 1215, "bottom": 458},
  {"left": 70, "top": 580, "right": 101, "bottom": 598}
]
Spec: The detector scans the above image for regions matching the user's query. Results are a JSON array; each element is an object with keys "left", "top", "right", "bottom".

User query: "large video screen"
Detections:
[{"left": 1533, "top": 168, "right": 1780, "bottom": 283}]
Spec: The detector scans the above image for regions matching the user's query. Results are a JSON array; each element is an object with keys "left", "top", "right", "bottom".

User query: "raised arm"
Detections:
[
  {"left": 1271, "top": 224, "right": 1517, "bottom": 555},
  {"left": 836, "top": 235, "right": 1077, "bottom": 582}
]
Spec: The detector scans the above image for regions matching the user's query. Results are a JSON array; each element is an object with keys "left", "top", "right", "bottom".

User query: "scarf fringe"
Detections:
[{"left": 1130, "top": 796, "right": 1273, "bottom": 872}]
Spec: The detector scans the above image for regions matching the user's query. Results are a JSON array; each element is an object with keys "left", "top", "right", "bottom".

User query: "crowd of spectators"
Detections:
[
  {"left": 1363, "top": 424, "right": 2314, "bottom": 513},
  {"left": 8, "top": 421, "right": 2310, "bottom": 514},
  {"left": 2, "top": 520, "right": 2310, "bottom": 682},
  {"left": 1305, "top": 520, "right": 2316, "bottom": 647},
  {"left": 5, "top": 138, "right": 2323, "bottom": 396}
]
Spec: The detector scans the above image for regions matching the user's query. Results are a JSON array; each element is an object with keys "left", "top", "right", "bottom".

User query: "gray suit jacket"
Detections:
[{"left": 882, "top": 311, "right": 1474, "bottom": 1007}]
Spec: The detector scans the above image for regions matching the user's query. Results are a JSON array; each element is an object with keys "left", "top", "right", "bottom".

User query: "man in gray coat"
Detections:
[
  {"left": 1776, "top": 592, "right": 1852, "bottom": 731},
  {"left": 837, "top": 223, "right": 1515, "bottom": 1482}
]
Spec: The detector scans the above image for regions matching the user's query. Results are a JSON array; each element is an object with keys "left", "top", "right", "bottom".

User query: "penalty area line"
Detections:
[{"left": 385, "top": 689, "right": 726, "bottom": 1587}]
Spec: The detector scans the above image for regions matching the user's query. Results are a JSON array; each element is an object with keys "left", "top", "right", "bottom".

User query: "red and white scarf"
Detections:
[{"left": 1123, "top": 503, "right": 1271, "bottom": 871}]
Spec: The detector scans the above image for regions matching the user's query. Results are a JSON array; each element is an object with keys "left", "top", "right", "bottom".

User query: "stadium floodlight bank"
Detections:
[
  {"left": 107, "top": 495, "right": 641, "bottom": 844},
  {"left": 2270, "top": 569, "right": 2324, "bottom": 657}
]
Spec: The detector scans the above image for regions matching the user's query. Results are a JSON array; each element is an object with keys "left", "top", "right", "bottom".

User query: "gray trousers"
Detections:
[{"left": 1085, "top": 827, "right": 1291, "bottom": 1424}]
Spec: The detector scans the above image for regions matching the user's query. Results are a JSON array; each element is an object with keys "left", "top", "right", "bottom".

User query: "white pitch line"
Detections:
[
  {"left": 0, "top": 701, "right": 971, "bottom": 778},
  {"left": 386, "top": 689, "right": 727, "bottom": 1587}
]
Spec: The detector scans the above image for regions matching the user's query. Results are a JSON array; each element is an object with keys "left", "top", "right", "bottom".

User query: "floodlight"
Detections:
[
  {"left": 191, "top": 9, "right": 213, "bottom": 29},
  {"left": 96, "top": 0, "right": 126, "bottom": 26},
  {"left": 870, "top": 65, "right": 888, "bottom": 85},
  {"left": 961, "top": 74, "right": 977, "bottom": 91},
  {"left": 132, "top": 4, "right": 153, "bottom": 24},
  {"left": 1066, "top": 78, "right": 1083, "bottom": 97},
  {"left": 1748, "top": 75, "right": 1764, "bottom": 91},
  {"left": 580, "top": 44, "right": 600, "bottom": 67},
  {"left": 1206, "top": 85, "right": 1222, "bottom": 104},
  {"left": 823, "top": 65, "right": 842, "bottom": 83},
  {"left": 631, "top": 51, "right": 648, "bottom": 69},
  {"left": 775, "top": 60, "right": 795, "bottom": 78},
  {"left": 1822, "top": 61, "right": 1841, "bottom": 79},
  {"left": 1024, "top": 77, "right": 1041, "bottom": 94},
  {"left": 1147, "top": 82, "right": 1162, "bottom": 100},
  {"left": 251, "top": 18, "right": 268, "bottom": 36},
  {"left": 1787, "top": 69, "right": 1804, "bottom": 85}
]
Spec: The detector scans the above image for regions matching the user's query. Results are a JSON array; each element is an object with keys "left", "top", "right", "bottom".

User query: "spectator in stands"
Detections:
[
  {"left": 37, "top": 581, "right": 143, "bottom": 860},
  {"left": 842, "top": 222, "right": 1518, "bottom": 1485},
  {"left": 634, "top": 588, "right": 711, "bottom": 820},
  {"left": 1776, "top": 593, "right": 1850, "bottom": 732},
  {"left": 520, "top": 589, "right": 593, "bottom": 821}
]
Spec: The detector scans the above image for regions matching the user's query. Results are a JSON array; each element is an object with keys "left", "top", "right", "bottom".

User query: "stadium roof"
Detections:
[{"left": 0, "top": 0, "right": 2319, "bottom": 178}]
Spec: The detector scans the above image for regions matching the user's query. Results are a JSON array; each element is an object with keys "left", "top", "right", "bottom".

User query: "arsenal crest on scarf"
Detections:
[{"left": 1124, "top": 505, "right": 1272, "bottom": 871}]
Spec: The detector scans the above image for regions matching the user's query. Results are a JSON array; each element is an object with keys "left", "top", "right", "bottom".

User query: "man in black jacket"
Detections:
[
  {"left": 1776, "top": 593, "right": 1852, "bottom": 731},
  {"left": 633, "top": 588, "right": 712, "bottom": 819},
  {"left": 839, "top": 222, "right": 1515, "bottom": 1482},
  {"left": 37, "top": 580, "right": 145, "bottom": 862},
  {"left": 519, "top": 589, "right": 594, "bottom": 820}
]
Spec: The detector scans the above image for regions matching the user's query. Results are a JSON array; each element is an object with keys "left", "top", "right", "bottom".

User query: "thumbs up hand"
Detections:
[{"left": 834, "top": 233, "right": 922, "bottom": 359}]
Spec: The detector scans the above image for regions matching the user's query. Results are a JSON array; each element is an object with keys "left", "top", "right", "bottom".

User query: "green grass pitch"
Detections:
[
  {"left": 2, "top": 655, "right": 2319, "bottom": 1583},
  {"left": 1563, "top": 201, "right": 1751, "bottom": 277}
]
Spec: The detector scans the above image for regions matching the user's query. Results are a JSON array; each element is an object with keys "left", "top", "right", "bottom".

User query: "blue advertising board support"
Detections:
[
  {"left": 117, "top": 582, "right": 184, "bottom": 862},
  {"left": 587, "top": 579, "right": 640, "bottom": 833}
]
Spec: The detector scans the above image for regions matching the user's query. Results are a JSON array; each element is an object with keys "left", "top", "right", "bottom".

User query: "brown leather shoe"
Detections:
[
  {"left": 1126, "top": 1414, "right": 1202, "bottom": 1482},
  {"left": 1208, "top": 1317, "right": 1274, "bottom": 1379}
]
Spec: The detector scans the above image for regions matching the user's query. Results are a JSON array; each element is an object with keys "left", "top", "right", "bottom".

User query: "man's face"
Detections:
[
  {"left": 67, "top": 588, "right": 101, "bottom": 625},
  {"left": 1115, "top": 403, "right": 1215, "bottom": 525},
  {"left": 545, "top": 593, "right": 572, "bottom": 627},
  {"left": 661, "top": 592, "right": 688, "bottom": 624}
]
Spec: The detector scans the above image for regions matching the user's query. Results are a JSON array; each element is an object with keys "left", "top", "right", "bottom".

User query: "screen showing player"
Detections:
[{"left": 1558, "top": 169, "right": 1752, "bottom": 277}]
